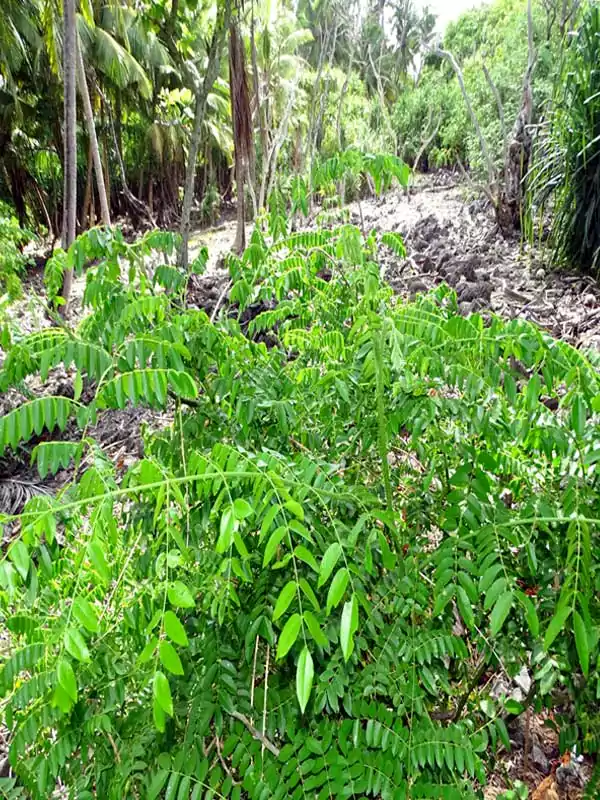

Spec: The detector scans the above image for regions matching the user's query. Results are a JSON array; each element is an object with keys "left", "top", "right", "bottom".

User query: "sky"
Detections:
[{"left": 423, "top": 0, "right": 493, "bottom": 31}]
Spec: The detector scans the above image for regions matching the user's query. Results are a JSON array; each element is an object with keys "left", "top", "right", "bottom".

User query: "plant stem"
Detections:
[{"left": 372, "top": 326, "right": 402, "bottom": 552}]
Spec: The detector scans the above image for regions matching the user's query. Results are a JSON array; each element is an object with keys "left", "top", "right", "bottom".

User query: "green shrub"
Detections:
[
  {"left": 529, "top": 2, "right": 600, "bottom": 275},
  {"left": 0, "top": 192, "right": 599, "bottom": 797},
  {"left": 0, "top": 202, "right": 33, "bottom": 299}
]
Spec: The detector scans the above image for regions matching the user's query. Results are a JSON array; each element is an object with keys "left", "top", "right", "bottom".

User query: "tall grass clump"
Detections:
[{"left": 530, "top": 3, "right": 600, "bottom": 275}]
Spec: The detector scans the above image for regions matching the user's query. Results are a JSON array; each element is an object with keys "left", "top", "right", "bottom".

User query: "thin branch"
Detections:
[
  {"left": 227, "top": 710, "right": 280, "bottom": 757},
  {"left": 96, "top": 86, "right": 154, "bottom": 226},
  {"left": 482, "top": 61, "right": 507, "bottom": 168},
  {"left": 413, "top": 108, "right": 442, "bottom": 173},
  {"left": 435, "top": 46, "right": 497, "bottom": 193}
]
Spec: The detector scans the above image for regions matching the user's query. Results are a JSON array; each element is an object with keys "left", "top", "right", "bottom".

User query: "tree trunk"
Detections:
[
  {"left": 115, "top": 89, "right": 123, "bottom": 164},
  {"left": 436, "top": 46, "right": 497, "bottom": 195},
  {"left": 61, "top": 0, "right": 77, "bottom": 312},
  {"left": 234, "top": 156, "right": 246, "bottom": 253},
  {"left": 179, "top": 0, "right": 232, "bottom": 269},
  {"left": 497, "top": 0, "right": 536, "bottom": 232},
  {"left": 82, "top": 137, "right": 94, "bottom": 227},
  {"left": 229, "top": 19, "right": 254, "bottom": 253},
  {"left": 250, "top": 3, "right": 268, "bottom": 203},
  {"left": 102, "top": 128, "right": 111, "bottom": 213},
  {"left": 77, "top": 41, "right": 111, "bottom": 226}
]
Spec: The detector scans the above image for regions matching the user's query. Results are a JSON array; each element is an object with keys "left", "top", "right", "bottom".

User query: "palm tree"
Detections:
[
  {"left": 76, "top": 41, "right": 110, "bottom": 226},
  {"left": 61, "top": 0, "right": 77, "bottom": 310},
  {"left": 0, "top": 0, "right": 40, "bottom": 92},
  {"left": 228, "top": 17, "right": 253, "bottom": 253},
  {"left": 179, "top": 0, "right": 232, "bottom": 269}
]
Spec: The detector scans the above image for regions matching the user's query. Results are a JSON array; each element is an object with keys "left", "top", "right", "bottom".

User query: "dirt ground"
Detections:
[{"left": 1, "top": 175, "right": 598, "bottom": 796}]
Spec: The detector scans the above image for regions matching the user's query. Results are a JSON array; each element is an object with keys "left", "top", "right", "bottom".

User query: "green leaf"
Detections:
[
  {"left": 326, "top": 567, "right": 349, "bottom": 614},
  {"left": 318, "top": 542, "right": 342, "bottom": 587},
  {"left": 544, "top": 605, "right": 572, "bottom": 650},
  {"left": 72, "top": 597, "right": 99, "bottom": 633},
  {"left": 8, "top": 540, "right": 30, "bottom": 580},
  {"left": 276, "top": 613, "right": 301, "bottom": 659},
  {"left": 340, "top": 594, "right": 359, "bottom": 661},
  {"left": 273, "top": 581, "right": 296, "bottom": 621},
  {"left": 233, "top": 498, "right": 253, "bottom": 519},
  {"left": 490, "top": 591, "right": 514, "bottom": 636},
  {"left": 153, "top": 671, "right": 173, "bottom": 716},
  {"left": 294, "top": 545, "right": 318, "bottom": 572},
  {"left": 304, "top": 610, "right": 328, "bottom": 647},
  {"left": 571, "top": 394, "right": 586, "bottom": 437},
  {"left": 167, "top": 581, "right": 195, "bottom": 608},
  {"left": 433, "top": 585, "right": 454, "bottom": 616},
  {"left": 484, "top": 577, "right": 508, "bottom": 611},
  {"left": 573, "top": 610, "right": 590, "bottom": 677},
  {"left": 159, "top": 641, "right": 184, "bottom": 676},
  {"left": 217, "top": 508, "right": 236, "bottom": 553},
  {"left": 263, "top": 526, "right": 286, "bottom": 567},
  {"left": 56, "top": 658, "right": 77, "bottom": 702},
  {"left": 138, "top": 637, "right": 158, "bottom": 664},
  {"left": 63, "top": 628, "right": 90, "bottom": 663},
  {"left": 148, "top": 770, "right": 170, "bottom": 800},
  {"left": 284, "top": 499, "right": 304, "bottom": 521},
  {"left": 517, "top": 592, "right": 539, "bottom": 637},
  {"left": 456, "top": 585, "right": 474, "bottom": 630},
  {"left": 164, "top": 611, "right": 188, "bottom": 647},
  {"left": 496, "top": 718, "right": 511, "bottom": 751},
  {"left": 168, "top": 370, "right": 198, "bottom": 400},
  {"left": 87, "top": 540, "right": 111, "bottom": 583},
  {"left": 73, "top": 371, "right": 83, "bottom": 402},
  {"left": 153, "top": 695, "right": 166, "bottom": 732},
  {"left": 296, "top": 646, "right": 314, "bottom": 713}
]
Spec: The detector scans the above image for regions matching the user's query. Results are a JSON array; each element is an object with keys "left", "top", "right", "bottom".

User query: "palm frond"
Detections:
[{"left": 93, "top": 27, "right": 152, "bottom": 99}]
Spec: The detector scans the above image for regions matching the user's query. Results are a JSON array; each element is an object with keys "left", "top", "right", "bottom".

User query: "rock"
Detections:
[
  {"left": 437, "top": 249, "right": 453, "bottom": 269},
  {"left": 457, "top": 281, "right": 491, "bottom": 304},
  {"left": 535, "top": 268, "right": 546, "bottom": 280},
  {"left": 582, "top": 293, "right": 596, "bottom": 307},
  {"left": 531, "top": 744, "right": 550, "bottom": 774},
  {"left": 470, "top": 297, "right": 488, "bottom": 312},
  {"left": 443, "top": 259, "right": 478, "bottom": 286},
  {"left": 514, "top": 666, "right": 532, "bottom": 696},
  {"left": 408, "top": 278, "right": 429, "bottom": 298},
  {"left": 413, "top": 253, "right": 435, "bottom": 272}
]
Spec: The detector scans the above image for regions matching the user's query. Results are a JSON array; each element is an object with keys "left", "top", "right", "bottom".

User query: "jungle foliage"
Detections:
[
  {"left": 1, "top": 170, "right": 600, "bottom": 797},
  {"left": 529, "top": 2, "right": 600, "bottom": 275}
]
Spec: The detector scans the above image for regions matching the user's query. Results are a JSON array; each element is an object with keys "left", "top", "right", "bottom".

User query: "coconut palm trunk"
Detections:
[
  {"left": 179, "top": 0, "right": 232, "bottom": 270},
  {"left": 228, "top": 19, "right": 254, "bottom": 254},
  {"left": 61, "top": 0, "right": 77, "bottom": 312},
  {"left": 76, "top": 39, "right": 111, "bottom": 227}
]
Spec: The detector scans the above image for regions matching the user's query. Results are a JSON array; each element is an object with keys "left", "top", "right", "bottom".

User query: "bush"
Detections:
[
  {"left": 392, "top": 0, "right": 558, "bottom": 176},
  {"left": 529, "top": 2, "right": 600, "bottom": 275},
  {"left": 0, "top": 202, "right": 33, "bottom": 299},
  {"left": 0, "top": 190, "right": 599, "bottom": 797}
]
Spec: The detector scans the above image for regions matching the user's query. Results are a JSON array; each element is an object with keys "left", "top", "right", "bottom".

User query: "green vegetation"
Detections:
[
  {"left": 0, "top": 202, "right": 33, "bottom": 299},
  {"left": 1, "top": 0, "right": 600, "bottom": 797},
  {"left": 1, "top": 198, "right": 600, "bottom": 797},
  {"left": 530, "top": 3, "right": 600, "bottom": 275}
]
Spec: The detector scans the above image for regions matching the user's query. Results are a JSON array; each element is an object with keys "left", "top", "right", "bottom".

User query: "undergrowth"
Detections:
[{"left": 0, "top": 176, "right": 599, "bottom": 798}]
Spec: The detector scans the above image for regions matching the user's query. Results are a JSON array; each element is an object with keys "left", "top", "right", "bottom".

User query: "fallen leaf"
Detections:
[{"left": 531, "top": 776, "right": 559, "bottom": 800}]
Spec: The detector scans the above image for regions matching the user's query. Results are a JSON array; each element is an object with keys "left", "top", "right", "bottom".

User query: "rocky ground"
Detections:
[
  {"left": 183, "top": 174, "right": 600, "bottom": 354},
  {"left": 1, "top": 175, "right": 598, "bottom": 796}
]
